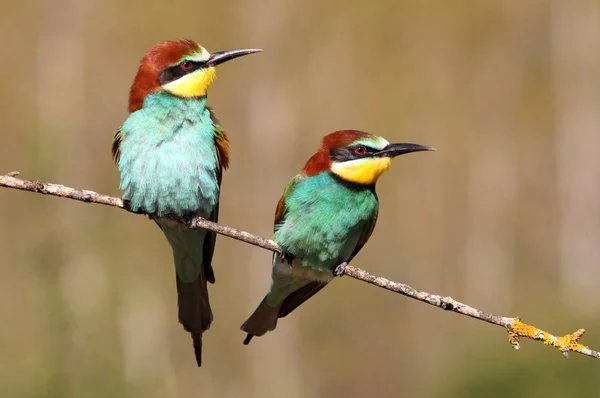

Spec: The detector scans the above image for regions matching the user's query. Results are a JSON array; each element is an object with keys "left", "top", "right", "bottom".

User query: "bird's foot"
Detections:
[
  {"left": 333, "top": 262, "right": 348, "bottom": 277},
  {"left": 280, "top": 249, "right": 295, "bottom": 266},
  {"left": 121, "top": 199, "right": 138, "bottom": 213}
]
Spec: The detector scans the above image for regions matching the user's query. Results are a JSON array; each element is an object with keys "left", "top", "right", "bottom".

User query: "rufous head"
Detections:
[
  {"left": 303, "top": 130, "right": 434, "bottom": 185},
  {"left": 128, "top": 39, "right": 261, "bottom": 112}
]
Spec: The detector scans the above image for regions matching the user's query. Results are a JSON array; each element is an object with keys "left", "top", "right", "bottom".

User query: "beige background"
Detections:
[{"left": 1, "top": 1, "right": 599, "bottom": 397}]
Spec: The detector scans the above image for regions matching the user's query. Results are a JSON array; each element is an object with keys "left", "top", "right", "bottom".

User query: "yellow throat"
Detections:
[
  {"left": 163, "top": 67, "right": 216, "bottom": 98},
  {"left": 331, "top": 157, "right": 392, "bottom": 185}
]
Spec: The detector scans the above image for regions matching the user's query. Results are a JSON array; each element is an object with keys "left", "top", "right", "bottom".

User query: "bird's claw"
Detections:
[
  {"left": 280, "top": 249, "right": 295, "bottom": 266},
  {"left": 333, "top": 262, "right": 348, "bottom": 277}
]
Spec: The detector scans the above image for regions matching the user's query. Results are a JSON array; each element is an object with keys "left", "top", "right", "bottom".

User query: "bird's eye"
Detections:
[
  {"left": 354, "top": 145, "right": 366, "bottom": 155},
  {"left": 180, "top": 61, "right": 193, "bottom": 71}
]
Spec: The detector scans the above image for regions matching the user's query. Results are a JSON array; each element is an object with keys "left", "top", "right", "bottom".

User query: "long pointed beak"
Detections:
[
  {"left": 207, "top": 48, "right": 262, "bottom": 67},
  {"left": 374, "top": 143, "right": 435, "bottom": 158}
]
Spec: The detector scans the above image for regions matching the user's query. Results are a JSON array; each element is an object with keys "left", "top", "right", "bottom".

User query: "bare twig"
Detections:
[{"left": 1, "top": 171, "right": 599, "bottom": 360}]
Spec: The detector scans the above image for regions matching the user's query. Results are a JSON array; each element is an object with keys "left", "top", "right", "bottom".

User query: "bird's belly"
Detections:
[
  {"left": 119, "top": 141, "right": 219, "bottom": 218},
  {"left": 274, "top": 184, "right": 377, "bottom": 270},
  {"left": 286, "top": 259, "right": 334, "bottom": 282},
  {"left": 276, "top": 217, "right": 366, "bottom": 271}
]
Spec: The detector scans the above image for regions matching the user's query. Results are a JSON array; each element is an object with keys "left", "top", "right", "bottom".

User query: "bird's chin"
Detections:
[
  {"left": 162, "top": 68, "right": 216, "bottom": 98},
  {"left": 330, "top": 157, "right": 392, "bottom": 185}
]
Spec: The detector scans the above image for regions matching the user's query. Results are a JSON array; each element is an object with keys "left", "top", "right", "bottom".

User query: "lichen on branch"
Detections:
[{"left": 508, "top": 317, "right": 596, "bottom": 358}]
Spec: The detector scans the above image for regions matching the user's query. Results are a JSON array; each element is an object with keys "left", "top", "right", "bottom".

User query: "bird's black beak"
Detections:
[
  {"left": 207, "top": 48, "right": 262, "bottom": 67},
  {"left": 374, "top": 143, "right": 435, "bottom": 158}
]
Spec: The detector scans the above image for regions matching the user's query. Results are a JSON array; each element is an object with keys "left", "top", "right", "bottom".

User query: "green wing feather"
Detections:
[
  {"left": 348, "top": 206, "right": 378, "bottom": 263},
  {"left": 111, "top": 129, "right": 122, "bottom": 164},
  {"left": 209, "top": 108, "right": 229, "bottom": 170},
  {"left": 200, "top": 109, "right": 229, "bottom": 284},
  {"left": 274, "top": 173, "right": 306, "bottom": 232},
  {"left": 278, "top": 282, "right": 326, "bottom": 318}
]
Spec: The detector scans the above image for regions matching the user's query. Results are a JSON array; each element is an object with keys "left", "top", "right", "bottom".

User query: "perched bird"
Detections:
[
  {"left": 112, "top": 39, "right": 260, "bottom": 366},
  {"left": 241, "top": 130, "right": 433, "bottom": 344}
]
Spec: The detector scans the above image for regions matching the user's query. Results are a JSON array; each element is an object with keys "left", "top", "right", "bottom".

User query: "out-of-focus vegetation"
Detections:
[{"left": 1, "top": 1, "right": 599, "bottom": 397}]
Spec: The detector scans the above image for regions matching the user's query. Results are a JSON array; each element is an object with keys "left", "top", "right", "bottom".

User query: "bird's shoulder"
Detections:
[
  {"left": 207, "top": 107, "right": 230, "bottom": 173},
  {"left": 274, "top": 173, "right": 308, "bottom": 228},
  {"left": 111, "top": 129, "right": 122, "bottom": 164}
]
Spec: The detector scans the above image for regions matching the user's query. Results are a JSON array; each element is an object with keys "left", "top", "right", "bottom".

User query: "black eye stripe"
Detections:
[
  {"left": 159, "top": 60, "right": 205, "bottom": 85},
  {"left": 330, "top": 145, "right": 377, "bottom": 162}
]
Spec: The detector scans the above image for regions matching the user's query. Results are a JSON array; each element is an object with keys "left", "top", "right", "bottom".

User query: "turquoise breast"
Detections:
[
  {"left": 117, "top": 92, "right": 219, "bottom": 218},
  {"left": 274, "top": 172, "right": 379, "bottom": 270}
]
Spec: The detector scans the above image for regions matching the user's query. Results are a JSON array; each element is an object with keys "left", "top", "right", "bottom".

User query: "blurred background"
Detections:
[{"left": 1, "top": 0, "right": 599, "bottom": 397}]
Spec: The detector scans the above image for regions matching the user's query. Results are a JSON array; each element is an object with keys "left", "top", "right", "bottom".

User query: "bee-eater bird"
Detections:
[
  {"left": 112, "top": 39, "right": 260, "bottom": 366},
  {"left": 241, "top": 130, "right": 433, "bottom": 344}
]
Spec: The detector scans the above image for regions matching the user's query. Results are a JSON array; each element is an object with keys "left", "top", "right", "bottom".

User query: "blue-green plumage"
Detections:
[
  {"left": 274, "top": 172, "right": 378, "bottom": 269},
  {"left": 115, "top": 91, "right": 224, "bottom": 366},
  {"left": 241, "top": 172, "right": 379, "bottom": 342},
  {"left": 118, "top": 93, "right": 220, "bottom": 218},
  {"left": 241, "top": 130, "right": 433, "bottom": 344},
  {"left": 113, "top": 39, "right": 259, "bottom": 367}
]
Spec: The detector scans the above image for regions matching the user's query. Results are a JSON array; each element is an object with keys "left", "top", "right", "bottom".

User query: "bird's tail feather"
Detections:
[
  {"left": 240, "top": 296, "right": 279, "bottom": 345},
  {"left": 159, "top": 220, "right": 213, "bottom": 367},
  {"left": 176, "top": 274, "right": 212, "bottom": 366}
]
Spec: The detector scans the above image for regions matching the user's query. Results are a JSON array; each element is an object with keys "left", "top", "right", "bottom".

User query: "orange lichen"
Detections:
[
  {"left": 560, "top": 329, "right": 587, "bottom": 352},
  {"left": 508, "top": 317, "right": 589, "bottom": 357}
]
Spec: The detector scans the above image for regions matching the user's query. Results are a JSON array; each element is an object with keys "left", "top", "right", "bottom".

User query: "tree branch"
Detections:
[{"left": 1, "top": 171, "right": 598, "bottom": 360}]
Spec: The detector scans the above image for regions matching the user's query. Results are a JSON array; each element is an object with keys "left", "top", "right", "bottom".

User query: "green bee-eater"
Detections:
[
  {"left": 241, "top": 130, "right": 433, "bottom": 343},
  {"left": 112, "top": 39, "right": 260, "bottom": 366}
]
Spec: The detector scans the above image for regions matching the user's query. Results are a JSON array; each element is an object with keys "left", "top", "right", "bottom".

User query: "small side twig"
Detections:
[{"left": 1, "top": 171, "right": 598, "bottom": 360}]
